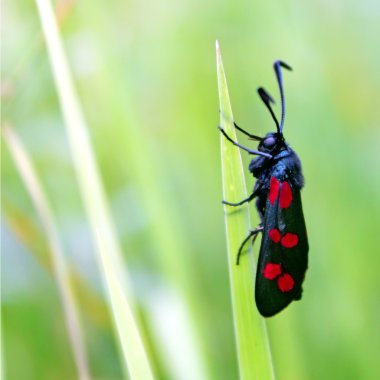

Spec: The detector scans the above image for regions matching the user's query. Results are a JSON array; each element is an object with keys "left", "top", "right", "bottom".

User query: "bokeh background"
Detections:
[{"left": 2, "top": 0, "right": 380, "bottom": 379}]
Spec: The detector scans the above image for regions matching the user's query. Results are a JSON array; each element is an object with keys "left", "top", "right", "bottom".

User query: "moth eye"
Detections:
[{"left": 264, "top": 137, "right": 275, "bottom": 147}]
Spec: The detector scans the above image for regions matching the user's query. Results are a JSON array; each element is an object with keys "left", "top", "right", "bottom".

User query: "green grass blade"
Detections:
[
  {"left": 33, "top": 0, "right": 155, "bottom": 378},
  {"left": 2, "top": 124, "right": 91, "bottom": 380},
  {"left": 216, "top": 41, "right": 275, "bottom": 380}
]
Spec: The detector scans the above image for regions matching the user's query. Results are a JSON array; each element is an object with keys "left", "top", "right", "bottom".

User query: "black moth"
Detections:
[{"left": 219, "top": 61, "right": 308, "bottom": 317}]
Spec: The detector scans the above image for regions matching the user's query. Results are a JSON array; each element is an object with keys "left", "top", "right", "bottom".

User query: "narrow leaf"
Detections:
[
  {"left": 2, "top": 124, "right": 91, "bottom": 380},
  {"left": 216, "top": 40, "right": 275, "bottom": 380},
  {"left": 33, "top": 0, "right": 155, "bottom": 378}
]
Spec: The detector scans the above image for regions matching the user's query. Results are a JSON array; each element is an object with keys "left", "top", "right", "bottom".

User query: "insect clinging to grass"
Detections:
[{"left": 219, "top": 61, "right": 308, "bottom": 317}]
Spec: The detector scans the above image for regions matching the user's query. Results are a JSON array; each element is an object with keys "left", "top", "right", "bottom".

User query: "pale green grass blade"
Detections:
[
  {"left": 216, "top": 41, "right": 275, "bottom": 380},
  {"left": 33, "top": 0, "right": 154, "bottom": 378},
  {"left": 2, "top": 124, "right": 91, "bottom": 380}
]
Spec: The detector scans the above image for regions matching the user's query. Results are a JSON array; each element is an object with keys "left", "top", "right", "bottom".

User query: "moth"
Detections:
[{"left": 219, "top": 61, "right": 308, "bottom": 317}]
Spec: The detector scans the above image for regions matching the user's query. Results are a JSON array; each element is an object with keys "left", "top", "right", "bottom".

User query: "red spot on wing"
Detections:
[
  {"left": 279, "top": 181, "right": 293, "bottom": 208},
  {"left": 263, "top": 263, "right": 282, "bottom": 280},
  {"left": 277, "top": 273, "right": 295, "bottom": 292},
  {"left": 281, "top": 233, "right": 299, "bottom": 248},
  {"left": 268, "top": 228, "right": 281, "bottom": 243},
  {"left": 269, "top": 177, "right": 280, "bottom": 205}
]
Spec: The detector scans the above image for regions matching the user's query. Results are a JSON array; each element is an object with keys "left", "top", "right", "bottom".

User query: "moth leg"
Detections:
[
  {"left": 236, "top": 226, "right": 264, "bottom": 265},
  {"left": 222, "top": 189, "right": 257, "bottom": 207},
  {"left": 233, "top": 122, "right": 262, "bottom": 141},
  {"left": 223, "top": 183, "right": 262, "bottom": 207},
  {"left": 218, "top": 126, "right": 272, "bottom": 158}
]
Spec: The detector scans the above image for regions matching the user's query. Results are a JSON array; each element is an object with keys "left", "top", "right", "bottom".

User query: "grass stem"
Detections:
[{"left": 216, "top": 40, "right": 275, "bottom": 380}]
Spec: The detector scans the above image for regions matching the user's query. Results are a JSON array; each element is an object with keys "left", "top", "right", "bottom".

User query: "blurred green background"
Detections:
[{"left": 2, "top": 0, "right": 380, "bottom": 379}]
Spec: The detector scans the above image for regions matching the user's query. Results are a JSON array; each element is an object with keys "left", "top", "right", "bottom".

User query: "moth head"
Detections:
[{"left": 258, "top": 132, "right": 285, "bottom": 153}]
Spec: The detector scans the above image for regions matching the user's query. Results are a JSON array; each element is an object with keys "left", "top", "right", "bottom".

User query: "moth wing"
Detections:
[{"left": 255, "top": 180, "right": 308, "bottom": 317}]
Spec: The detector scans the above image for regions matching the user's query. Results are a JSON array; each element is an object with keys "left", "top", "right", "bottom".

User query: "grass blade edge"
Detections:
[{"left": 216, "top": 40, "right": 275, "bottom": 380}]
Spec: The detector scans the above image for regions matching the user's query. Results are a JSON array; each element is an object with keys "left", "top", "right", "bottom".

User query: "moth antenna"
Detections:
[
  {"left": 273, "top": 60, "right": 292, "bottom": 133},
  {"left": 257, "top": 87, "right": 280, "bottom": 133}
]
